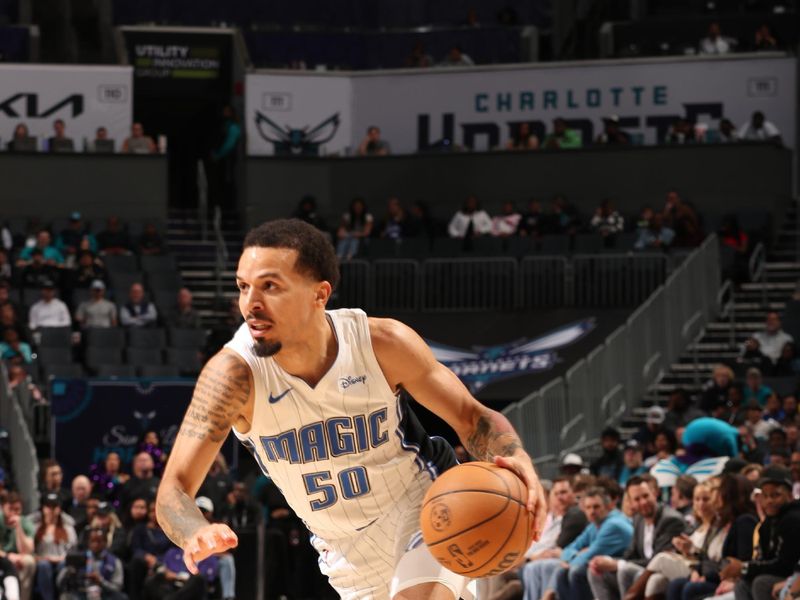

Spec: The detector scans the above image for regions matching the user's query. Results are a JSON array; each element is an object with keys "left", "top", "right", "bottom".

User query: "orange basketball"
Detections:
[{"left": 420, "top": 462, "right": 533, "bottom": 578}]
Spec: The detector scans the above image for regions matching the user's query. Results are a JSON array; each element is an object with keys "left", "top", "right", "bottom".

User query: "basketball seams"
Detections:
[
  {"left": 423, "top": 489, "right": 512, "bottom": 547},
  {"left": 423, "top": 488, "right": 527, "bottom": 508},
  {"left": 459, "top": 496, "right": 524, "bottom": 577}
]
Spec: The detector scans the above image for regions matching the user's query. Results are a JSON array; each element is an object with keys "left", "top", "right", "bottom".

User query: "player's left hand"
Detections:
[{"left": 494, "top": 453, "right": 547, "bottom": 541}]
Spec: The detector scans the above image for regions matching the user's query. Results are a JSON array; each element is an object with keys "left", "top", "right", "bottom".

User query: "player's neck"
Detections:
[{"left": 273, "top": 313, "right": 338, "bottom": 387}]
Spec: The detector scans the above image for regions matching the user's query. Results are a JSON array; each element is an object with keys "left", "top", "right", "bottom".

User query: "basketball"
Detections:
[{"left": 420, "top": 462, "right": 533, "bottom": 578}]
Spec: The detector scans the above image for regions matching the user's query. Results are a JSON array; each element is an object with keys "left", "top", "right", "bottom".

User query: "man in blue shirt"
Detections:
[{"left": 522, "top": 486, "right": 633, "bottom": 600}]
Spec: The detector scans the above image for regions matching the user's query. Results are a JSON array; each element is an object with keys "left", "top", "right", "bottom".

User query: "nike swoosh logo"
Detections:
[
  {"left": 268, "top": 388, "right": 292, "bottom": 404},
  {"left": 355, "top": 518, "right": 378, "bottom": 532}
]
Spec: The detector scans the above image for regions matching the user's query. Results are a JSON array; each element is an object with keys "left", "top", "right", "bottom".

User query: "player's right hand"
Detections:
[{"left": 183, "top": 523, "right": 238, "bottom": 574}]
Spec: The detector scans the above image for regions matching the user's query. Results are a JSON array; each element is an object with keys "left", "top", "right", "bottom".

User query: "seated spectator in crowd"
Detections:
[
  {"left": 591, "top": 199, "right": 624, "bottom": 248},
  {"left": 90, "top": 452, "right": 129, "bottom": 508},
  {"left": 0, "top": 553, "right": 19, "bottom": 600},
  {"left": 588, "top": 475, "right": 687, "bottom": 600},
  {"left": 121, "top": 498, "right": 148, "bottom": 535},
  {"left": 662, "top": 190, "right": 701, "bottom": 247},
  {"left": 67, "top": 251, "right": 107, "bottom": 292},
  {"left": 440, "top": 45, "right": 474, "bottom": 67},
  {"left": 0, "top": 329, "right": 33, "bottom": 364},
  {"left": 595, "top": 116, "right": 631, "bottom": 146},
  {"left": 772, "top": 342, "right": 800, "bottom": 376},
  {"left": 219, "top": 482, "right": 262, "bottom": 533},
  {"left": 197, "top": 454, "right": 233, "bottom": 519},
  {"left": 34, "top": 492, "right": 77, "bottom": 600},
  {"left": 195, "top": 497, "right": 235, "bottom": 600},
  {"left": 635, "top": 214, "right": 674, "bottom": 251},
  {"left": 644, "top": 430, "right": 678, "bottom": 469},
  {"left": 405, "top": 201, "right": 439, "bottom": 240},
  {"left": 291, "top": 196, "right": 328, "bottom": 234},
  {"left": 591, "top": 427, "right": 624, "bottom": 481},
  {"left": 523, "top": 486, "right": 632, "bottom": 600},
  {"left": 336, "top": 198, "right": 373, "bottom": 260},
  {"left": 1, "top": 304, "right": 31, "bottom": 353},
  {"left": 119, "top": 284, "right": 157, "bottom": 329},
  {"left": 636, "top": 207, "right": 653, "bottom": 231},
  {"left": 87, "top": 126, "right": 113, "bottom": 153},
  {"left": 753, "top": 312, "right": 794, "bottom": 366},
  {"left": 357, "top": 126, "right": 390, "bottom": 156},
  {"left": 716, "top": 118, "right": 739, "bottom": 143},
  {"left": 40, "top": 460, "right": 71, "bottom": 510},
  {"left": 137, "top": 224, "right": 165, "bottom": 256},
  {"left": 719, "top": 465, "right": 800, "bottom": 599},
  {"left": 138, "top": 431, "right": 167, "bottom": 478},
  {"left": 29, "top": 280, "right": 71, "bottom": 331},
  {"left": 668, "top": 474, "right": 696, "bottom": 520},
  {"left": 543, "top": 195, "right": 581, "bottom": 236},
  {"left": 48, "top": 119, "right": 75, "bottom": 152},
  {"left": 19, "top": 249, "right": 61, "bottom": 290},
  {"left": 619, "top": 441, "right": 647, "bottom": 487},
  {"left": 560, "top": 453, "right": 586, "bottom": 477},
  {"left": 75, "top": 280, "right": 117, "bottom": 329},
  {"left": 719, "top": 214, "right": 750, "bottom": 282},
  {"left": 378, "top": 196, "right": 410, "bottom": 241},
  {"left": 752, "top": 23, "right": 778, "bottom": 51},
  {"left": 122, "top": 122, "right": 157, "bottom": 154},
  {"left": 699, "top": 22, "right": 734, "bottom": 55},
  {"left": 8, "top": 122, "right": 33, "bottom": 152},
  {"left": 56, "top": 213, "right": 97, "bottom": 260},
  {"left": 96, "top": 217, "right": 132, "bottom": 256},
  {"left": 128, "top": 500, "right": 170, "bottom": 600},
  {"left": 17, "top": 230, "right": 64, "bottom": 267},
  {"left": 492, "top": 201, "right": 522, "bottom": 237},
  {"left": 739, "top": 111, "right": 782, "bottom": 143},
  {"left": 634, "top": 406, "right": 666, "bottom": 457},
  {"left": 404, "top": 41, "right": 433, "bottom": 68},
  {"left": 506, "top": 122, "right": 539, "bottom": 151},
  {"left": 0, "top": 491, "right": 36, "bottom": 600},
  {"left": 58, "top": 527, "right": 126, "bottom": 600},
  {"left": 119, "top": 452, "right": 160, "bottom": 510},
  {"left": 764, "top": 394, "right": 786, "bottom": 423},
  {"left": 666, "top": 118, "right": 697, "bottom": 144},
  {"left": 167, "top": 288, "right": 200, "bottom": 330},
  {"left": 66, "top": 475, "right": 92, "bottom": 533},
  {"left": 448, "top": 196, "right": 492, "bottom": 238},
  {"left": 0, "top": 250, "right": 11, "bottom": 281},
  {"left": 664, "top": 389, "right": 704, "bottom": 430},
  {"left": 518, "top": 199, "right": 545, "bottom": 238},
  {"left": 543, "top": 118, "right": 582, "bottom": 150}
]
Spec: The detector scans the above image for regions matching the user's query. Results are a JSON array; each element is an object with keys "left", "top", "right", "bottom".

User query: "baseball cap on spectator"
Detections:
[
  {"left": 646, "top": 406, "right": 665, "bottom": 426},
  {"left": 70, "top": 212, "right": 82, "bottom": 221},
  {"left": 196, "top": 496, "right": 214, "bottom": 514},
  {"left": 758, "top": 465, "right": 793, "bottom": 490},
  {"left": 624, "top": 439, "right": 643, "bottom": 453},
  {"left": 40, "top": 278, "right": 55, "bottom": 289},
  {"left": 604, "top": 115, "right": 620, "bottom": 124},
  {"left": 561, "top": 453, "right": 584, "bottom": 468},
  {"left": 97, "top": 501, "right": 112, "bottom": 516},
  {"left": 42, "top": 492, "right": 60, "bottom": 507},
  {"left": 90, "top": 280, "right": 106, "bottom": 291}
]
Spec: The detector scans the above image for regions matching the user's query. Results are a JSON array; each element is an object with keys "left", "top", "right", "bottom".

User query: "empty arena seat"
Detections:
[
  {"left": 431, "top": 237, "right": 464, "bottom": 258},
  {"left": 168, "top": 328, "right": 207, "bottom": 349},
  {"left": 38, "top": 327, "right": 72, "bottom": 347},
  {"left": 469, "top": 237, "right": 504, "bottom": 256},
  {"left": 167, "top": 348, "right": 202, "bottom": 375},
  {"left": 573, "top": 234, "right": 605, "bottom": 254},
  {"left": 139, "top": 365, "right": 180, "bottom": 377},
  {"left": 36, "top": 346, "right": 73, "bottom": 365},
  {"left": 539, "top": 235, "right": 570, "bottom": 255},
  {"left": 86, "top": 346, "right": 123, "bottom": 369},
  {"left": 85, "top": 328, "right": 125, "bottom": 348},
  {"left": 43, "top": 364, "right": 84, "bottom": 380},
  {"left": 103, "top": 254, "right": 139, "bottom": 273},
  {"left": 141, "top": 254, "right": 177, "bottom": 273},
  {"left": 126, "top": 347, "right": 164, "bottom": 367},
  {"left": 97, "top": 364, "right": 136, "bottom": 378},
  {"left": 146, "top": 270, "right": 182, "bottom": 292},
  {"left": 127, "top": 327, "right": 166, "bottom": 349}
]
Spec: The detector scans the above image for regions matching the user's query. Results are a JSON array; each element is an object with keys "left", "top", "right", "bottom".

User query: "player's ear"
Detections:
[{"left": 315, "top": 281, "right": 332, "bottom": 307}]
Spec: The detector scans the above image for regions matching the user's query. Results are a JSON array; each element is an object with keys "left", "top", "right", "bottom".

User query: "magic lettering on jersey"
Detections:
[{"left": 259, "top": 407, "right": 389, "bottom": 464}]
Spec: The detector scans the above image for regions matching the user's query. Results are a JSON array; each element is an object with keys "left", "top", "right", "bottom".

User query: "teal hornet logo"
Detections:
[{"left": 428, "top": 319, "right": 595, "bottom": 393}]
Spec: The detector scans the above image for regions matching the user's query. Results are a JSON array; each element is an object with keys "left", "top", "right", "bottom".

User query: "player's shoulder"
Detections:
[
  {"left": 202, "top": 348, "right": 251, "bottom": 379},
  {"left": 368, "top": 316, "right": 415, "bottom": 347}
]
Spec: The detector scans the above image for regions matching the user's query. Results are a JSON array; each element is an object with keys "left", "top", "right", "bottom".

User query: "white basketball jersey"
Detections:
[{"left": 225, "top": 308, "right": 448, "bottom": 541}]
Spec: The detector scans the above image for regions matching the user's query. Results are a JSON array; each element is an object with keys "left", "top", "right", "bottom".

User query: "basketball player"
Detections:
[{"left": 156, "top": 220, "right": 546, "bottom": 600}]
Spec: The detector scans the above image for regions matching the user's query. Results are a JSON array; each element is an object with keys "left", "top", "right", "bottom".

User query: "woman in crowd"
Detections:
[
  {"left": 137, "top": 431, "right": 167, "bottom": 477},
  {"left": 34, "top": 493, "right": 77, "bottom": 600},
  {"left": 90, "top": 452, "right": 129, "bottom": 507},
  {"left": 335, "top": 197, "right": 373, "bottom": 260}
]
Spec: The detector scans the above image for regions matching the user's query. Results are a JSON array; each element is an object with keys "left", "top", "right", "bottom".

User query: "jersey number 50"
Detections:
[{"left": 302, "top": 466, "right": 371, "bottom": 511}]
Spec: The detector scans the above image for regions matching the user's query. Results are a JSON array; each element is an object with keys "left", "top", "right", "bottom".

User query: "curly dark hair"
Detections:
[
  {"left": 243, "top": 219, "right": 340, "bottom": 291},
  {"left": 718, "top": 473, "right": 756, "bottom": 527}
]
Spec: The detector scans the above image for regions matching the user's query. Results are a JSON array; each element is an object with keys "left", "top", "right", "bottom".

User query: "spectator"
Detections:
[
  {"left": 87, "top": 126, "right": 113, "bottom": 153},
  {"left": 119, "top": 452, "right": 160, "bottom": 510},
  {"left": 18, "top": 249, "right": 60, "bottom": 290},
  {"left": 591, "top": 199, "right": 625, "bottom": 247},
  {"left": 524, "top": 486, "right": 632, "bottom": 600},
  {"left": 65, "top": 476, "right": 93, "bottom": 532},
  {"left": 560, "top": 453, "right": 586, "bottom": 477},
  {"left": 0, "top": 329, "right": 33, "bottom": 364},
  {"left": 751, "top": 313, "right": 794, "bottom": 366},
  {"left": 699, "top": 22, "right": 733, "bottom": 55},
  {"left": 90, "top": 452, "right": 129, "bottom": 507},
  {"left": 543, "top": 118, "right": 582, "bottom": 149},
  {"left": 506, "top": 122, "right": 539, "bottom": 151},
  {"left": 34, "top": 492, "right": 77, "bottom": 600},
  {"left": 137, "top": 431, "right": 166, "bottom": 478},
  {"left": 119, "top": 284, "right": 157, "bottom": 329},
  {"left": 591, "top": 428, "right": 624, "bottom": 481},
  {"left": 752, "top": 24, "right": 778, "bottom": 51},
  {"left": 404, "top": 41, "right": 433, "bottom": 68},
  {"left": 543, "top": 195, "right": 580, "bottom": 236},
  {"left": 167, "top": 288, "right": 200, "bottom": 330},
  {"left": 739, "top": 111, "right": 782, "bottom": 143},
  {"left": 121, "top": 497, "right": 148, "bottom": 532},
  {"left": 634, "top": 406, "right": 666, "bottom": 457},
  {"left": 357, "top": 126, "right": 391, "bottom": 156},
  {"left": 137, "top": 224, "right": 165, "bottom": 256},
  {"left": 662, "top": 190, "right": 701, "bottom": 247},
  {"left": 773, "top": 342, "right": 800, "bottom": 376},
  {"left": 588, "top": 475, "right": 687, "bottom": 600},
  {"left": 618, "top": 441, "right": 647, "bottom": 487},
  {"left": 440, "top": 45, "right": 474, "bottom": 67},
  {"left": 291, "top": 196, "right": 328, "bottom": 234},
  {"left": 644, "top": 430, "right": 678, "bottom": 469},
  {"left": 406, "top": 201, "right": 438, "bottom": 240},
  {"left": 379, "top": 196, "right": 410, "bottom": 241},
  {"left": 0, "top": 492, "right": 36, "bottom": 600},
  {"left": 719, "top": 465, "right": 800, "bottom": 599},
  {"left": 518, "top": 199, "right": 545, "bottom": 238},
  {"left": 58, "top": 527, "right": 126, "bottom": 600},
  {"left": 8, "top": 123, "right": 33, "bottom": 152},
  {"left": 0, "top": 553, "right": 19, "bottom": 600},
  {"left": 67, "top": 251, "right": 107, "bottom": 293},
  {"left": 195, "top": 497, "right": 235, "bottom": 600},
  {"left": 0, "top": 250, "right": 11, "bottom": 281},
  {"left": 492, "top": 201, "right": 522, "bottom": 237},
  {"left": 336, "top": 198, "right": 374, "bottom": 260},
  {"left": 666, "top": 118, "right": 697, "bottom": 145},
  {"left": 664, "top": 389, "right": 704, "bottom": 430},
  {"left": 700, "top": 364, "right": 735, "bottom": 413},
  {"left": 128, "top": 501, "right": 170, "bottom": 600},
  {"left": 122, "top": 122, "right": 157, "bottom": 154},
  {"left": 81, "top": 501, "right": 127, "bottom": 560},
  {"left": 634, "top": 214, "right": 675, "bottom": 251},
  {"left": 48, "top": 119, "right": 75, "bottom": 152},
  {"left": 75, "top": 280, "right": 117, "bottom": 329},
  {"left": 636, "top": 207, "right": 653, "bottom": 231},
  {"left": 197, "top": 454, "right": 233, "bottom": 520},
  {"left": 716, "top": 118, "right": 739, "bottom": 143},
  {"left": 668, "top": 474, "right": 697, "bottom": 520},
  {"left": 219, "top": 482, "right": 262, "bottom": 532},
  {"left": 764, "top": 393, "right": 786, "bottom": 423},
  {"left": 28, "top": 280, "right": 71, "bottom": 331},
  {"left": 448, "top": 196, "right": 492, "bottom": 238},
  {"left": 17, "top": 230, "right": 64, "bottom": 267},
  {"left": 56, "top": 213, "right": 97, "bottom": 260},
  {"left": 595, "top": 116, "right": 631, "bottom": 146},
  {"left": 95, "top": 217, "right": 132, "bottom": 256},
  {"left": 40, "top": 460, "right": 71, "bottom": 509}
]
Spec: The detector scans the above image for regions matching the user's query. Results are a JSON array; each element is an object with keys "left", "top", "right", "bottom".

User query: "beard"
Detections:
[{"left": 252, "top": 338, "right": 282, "bottom": 357}]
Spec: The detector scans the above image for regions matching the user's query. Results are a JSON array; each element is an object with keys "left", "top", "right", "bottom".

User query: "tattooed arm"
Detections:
[
  {"left": 370, "top": 318, "right": 547, "bottom": 537},
  {"left": 156, "top": 350, "right": 252, "bottom": 572}
]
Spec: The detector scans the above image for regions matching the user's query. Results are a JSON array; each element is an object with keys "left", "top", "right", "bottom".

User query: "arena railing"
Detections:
[
  {"left": 506, "top": 235, "right": 721, "bottom": 479},
  {"left": 0, "top": 364, "right": 41, "bottom": 513}
]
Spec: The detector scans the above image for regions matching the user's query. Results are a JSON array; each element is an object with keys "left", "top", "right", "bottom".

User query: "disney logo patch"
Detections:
[{"left": 339, "top": 375, "right": 367, "bottom": 389}]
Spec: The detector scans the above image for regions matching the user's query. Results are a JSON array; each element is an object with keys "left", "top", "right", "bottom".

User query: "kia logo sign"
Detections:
[{"left": 0, "top": 93, "right": 84, "bottom": 118}]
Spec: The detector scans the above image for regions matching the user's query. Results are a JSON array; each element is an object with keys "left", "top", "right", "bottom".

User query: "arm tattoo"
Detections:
[
  {"left": 465, "top": 409, "right": 523, "bottom": 462},
  {"left": 158, "top": 353, "right": 250, "bottom": 546}
]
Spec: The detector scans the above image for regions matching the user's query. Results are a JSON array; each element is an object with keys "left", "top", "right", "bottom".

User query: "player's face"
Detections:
[{"left": 236, "top": 246, "right": 327, "bottom": 357}]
